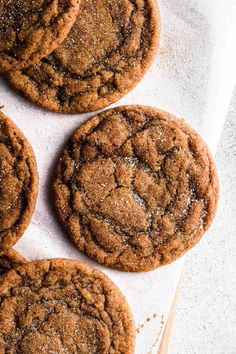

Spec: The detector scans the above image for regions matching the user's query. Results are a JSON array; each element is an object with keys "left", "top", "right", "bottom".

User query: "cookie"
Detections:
[
  {"left": 53, "top": 106, "right": 219, "bottom": 272},
  {"left": 0, "top": 259, "right": 135, "bottom": 353},
  {"left": 0, "top": 248, "right": 26, "bottom": 276},
  {"left": 0, "top": 0, "right": 81, "bottom": 72},
  {"left": 0, "top": 112, "right": 38, "bottom": 249},
  {"left": 7, "top": 0, "right": 160, "bottom": 113}
]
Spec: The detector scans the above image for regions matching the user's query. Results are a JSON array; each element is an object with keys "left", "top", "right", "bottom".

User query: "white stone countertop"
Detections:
[{"left": 169, "top": 86, "right": 236, "bottom": 354}]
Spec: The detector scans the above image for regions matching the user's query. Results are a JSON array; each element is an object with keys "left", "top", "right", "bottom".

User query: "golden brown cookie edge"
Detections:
[{"left": 0, "top": 111, "right": 38, "bottom": 249}]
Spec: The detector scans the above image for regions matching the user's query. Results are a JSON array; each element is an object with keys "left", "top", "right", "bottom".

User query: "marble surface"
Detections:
[{"left": 169, "top": 87, "right": 236, "bottom": 354}]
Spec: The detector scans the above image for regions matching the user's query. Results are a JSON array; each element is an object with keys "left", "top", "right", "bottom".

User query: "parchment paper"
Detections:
[{"left": 0, "top": 1, "right": 236, "bottom": 352}]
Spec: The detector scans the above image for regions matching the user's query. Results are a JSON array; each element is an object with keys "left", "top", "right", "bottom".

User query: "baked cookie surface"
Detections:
[
  {"left": 53, "top": 106, "right": 219, "bottom": 272},
  {"left": 0, "top": 0, "right": 80, "bottom": 72},
  {"left": 0, "top": 248, "right": 26, "bottom": 276},
  {"left": 7, "top": 0, "right": 160, "bottom": 113},
  {"left": 0, "top": 259, "right": 135, "bottom": 353},
  {"left": 0, "top": 112, "right": 38, "bottom": 249}
]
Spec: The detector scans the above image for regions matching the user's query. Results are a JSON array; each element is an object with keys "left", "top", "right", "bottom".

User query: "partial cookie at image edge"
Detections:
[
  {"left": 0, "top": 258, "right": 136, "bottom": 353},
  {"left": 6, "top": 0, "right": 161, "bottom": 113},
  {"left": 0, "top": 0, "right": 81, "bottom": 72},
  {"left": 0, "top": 111, "right": 38, "bottom": 249}
]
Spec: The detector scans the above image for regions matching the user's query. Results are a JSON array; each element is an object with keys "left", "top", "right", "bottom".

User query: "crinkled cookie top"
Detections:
[{"left": 54, "top": 106, "right": 219, "bottom": 271}]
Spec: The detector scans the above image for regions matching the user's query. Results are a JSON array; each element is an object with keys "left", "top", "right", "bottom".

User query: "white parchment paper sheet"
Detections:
[{"left": 0, "top": 1, "right": 236, "bottom": 352}]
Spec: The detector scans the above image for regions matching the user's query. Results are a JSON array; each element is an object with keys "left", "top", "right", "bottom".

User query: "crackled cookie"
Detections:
[
  {"left": 0, "top": 0, "right": 81, "bottom": 72},
  {"left": 0, "top": 259, "right": 135, "bottom": 353},
  {"left": 0, "top": 112, "right": 38, "bottom": 249},
  {"left": 53, "top": 106, "right": 219, "bottom": 272},
  {"left": 0, "top": 248, "right": 26, "bottom": 276},
  {"left": 7, "top": 0, "right": 160, "bottom": 113}
]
